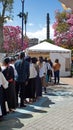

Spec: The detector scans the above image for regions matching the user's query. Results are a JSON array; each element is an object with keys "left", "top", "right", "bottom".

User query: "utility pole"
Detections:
[
  {"left": 47, "top": 13, "right": 50, "bottom": 40},
  {"left": 18, "top": 0, "right": 25, "bottom": 48},
  {"left": 21, "top": 0, "right": 24, "bottom": 48}
]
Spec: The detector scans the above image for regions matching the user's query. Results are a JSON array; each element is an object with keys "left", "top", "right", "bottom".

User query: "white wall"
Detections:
[{"left": 50, "top": 52, "right": 71, "bottom": 77}]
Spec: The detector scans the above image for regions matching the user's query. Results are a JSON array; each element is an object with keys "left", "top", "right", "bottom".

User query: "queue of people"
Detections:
[{"left": 0, "top": 52, "right": 61, "bottom": 120}]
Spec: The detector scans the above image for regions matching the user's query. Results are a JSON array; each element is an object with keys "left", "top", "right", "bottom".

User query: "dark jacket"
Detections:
[{"left": 14, "top": 59, "right": 29, "bottom": 82}]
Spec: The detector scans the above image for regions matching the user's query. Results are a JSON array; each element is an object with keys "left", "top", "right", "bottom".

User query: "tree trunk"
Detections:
[{"left": 0, "top": 23, "right": 4, "bottom": 52}]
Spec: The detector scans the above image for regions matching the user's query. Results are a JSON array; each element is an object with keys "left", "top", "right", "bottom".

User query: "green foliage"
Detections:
[
  {"left": 56, "top": 11, "right": 67, "bottom": 22},
  {"left": 0, "top": 0, "right": 14, "bottom": 52},
  {"left": 56, "top": 22, "right": 69, "bottom": 33},
  {"left": 55, "top": 11, "right": 70, "bottom": 33},
  {"left": 53, "top": 10, "right": 73, "bottom": 51},
  {"left": 0, "top": 0, "right": 14, "bottom": 20},
  {"left": 40, "top": 39, "right": 54, "bottom": 44}
]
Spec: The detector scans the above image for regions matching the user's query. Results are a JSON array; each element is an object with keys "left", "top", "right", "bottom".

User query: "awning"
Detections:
[{"left": 28, "top": 42, "right": 71, "bottom": 53}]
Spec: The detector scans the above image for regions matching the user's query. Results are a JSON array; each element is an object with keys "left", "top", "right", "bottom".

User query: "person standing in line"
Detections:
[
  {"left": 2, "top": 57, "right": 16, "bottom": 112},
  {"left": 37, "top": 56, "right": 47, "bottom": 94},
  {"left": 14, "top": 52, "right": 29, "bottom": 107},
  {"left": 0, "top": 66, "right": 8, "bottom": 119},
  {"left": 28, "top": 57, "right": 37, "bottom": 103},
  {"left": 34, "top": 58, "right": 42, "bottom": 100},
  {"left": 43, "top": 58, "right": 48, "bottom": 91},
  {"left": 47, "top": 59, "right": 53, "bottom": 82},
  {"left": 9, "top": 57, "right": 18, "bottom": 81},
  {"left": 53, "top": 59, "right": 61, "bottom": 84}
]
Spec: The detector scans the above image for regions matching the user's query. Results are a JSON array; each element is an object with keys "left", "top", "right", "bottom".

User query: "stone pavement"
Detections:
[
  {"left": 60, "top": 77, "right": 73, "bottom": 86},
  {"left": 0, "top": 77, "right": 73, "bottom": 130}
]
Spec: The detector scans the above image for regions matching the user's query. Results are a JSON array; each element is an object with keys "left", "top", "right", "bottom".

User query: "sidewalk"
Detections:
[
  {"left": 60, "top": 77, "right": 73, "bottom": 86},
  {"left": 0, "top": 77, "right": 73, "bottom": 130}
]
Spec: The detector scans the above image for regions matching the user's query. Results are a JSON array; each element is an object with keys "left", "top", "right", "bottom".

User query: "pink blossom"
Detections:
[
  {"left": 53, "top": 10, "right": 73, "bottom": 48},
  {"left": 3, "top": 26, "right": 28, "bottom": 53}
]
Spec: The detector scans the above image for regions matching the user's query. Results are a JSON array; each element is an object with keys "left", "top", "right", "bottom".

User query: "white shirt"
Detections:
[
  {"left": 0, "top": 72, "right": 8, "bottom": 89},
  {"left": 29, "top": 63, "right": 37, "bottom": 79},
  {"left": 39, "top": 62, "right": 46, "bottom": 78},
  {"left": 47, "top": 63, "right": 52, "bottom": 70},
  {"left": 10, "top": 64, "right": 18, "bottom": 77}
]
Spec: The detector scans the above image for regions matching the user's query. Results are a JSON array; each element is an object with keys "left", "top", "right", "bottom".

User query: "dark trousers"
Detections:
[
  {"left": 54, "top": 70, "right": 60, "bottom": 84},
  {"left": 0, "top": 86, "right": 7, "bottom": 116},
  {"left": 15, "top": 81, "right": 26, "bottom": 106}
]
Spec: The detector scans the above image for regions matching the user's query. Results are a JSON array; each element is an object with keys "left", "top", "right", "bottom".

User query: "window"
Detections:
[{"left": 65, "top": 58, "right": 70, "bottom": 71}]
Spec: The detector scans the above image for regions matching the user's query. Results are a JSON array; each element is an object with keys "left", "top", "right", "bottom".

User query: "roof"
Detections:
[{"left": 28, "top": 42, "right": 71, "bottom": 53}]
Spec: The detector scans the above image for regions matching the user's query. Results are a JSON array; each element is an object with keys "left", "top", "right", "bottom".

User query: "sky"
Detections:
[{"left": 5, "top": 0, "right": 64, "bottom": 41}]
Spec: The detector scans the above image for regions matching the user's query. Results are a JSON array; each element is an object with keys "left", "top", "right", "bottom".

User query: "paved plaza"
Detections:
[{"left": 0, "top": 78, "right": 73, "bottom": 130}]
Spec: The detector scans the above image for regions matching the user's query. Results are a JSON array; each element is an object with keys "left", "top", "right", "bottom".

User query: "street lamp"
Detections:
[
  {"left": 24, "top": 12, "right": 28, "bottom": 36},
  {"left": 21, "top": 0, "right": 24, "bottom": 48},
  {"left": 18, "top": 0, "right": 25, "bottom": 48}
]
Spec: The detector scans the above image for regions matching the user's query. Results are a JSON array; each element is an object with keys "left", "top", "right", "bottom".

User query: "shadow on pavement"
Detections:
[
  {"left": 58, "top": 83, "right": 68, "bottom": 85},
  {"left": 0, "top": 112, "right": 33, "bottom": 130},
  {"left": 45, "top": 87, "right": 73, "bottom": 97},
  {"left": 41, "top": 97, "right": 55, "bottom": 107},
  {"left": 31, "top": 96, "right": 55, "bottom": 108},
  {"left": 0, "top": 118, "right": 24, "bottom": 130},
  {"left": 26, "top": 106, "right": 47, "bottom": 113}
]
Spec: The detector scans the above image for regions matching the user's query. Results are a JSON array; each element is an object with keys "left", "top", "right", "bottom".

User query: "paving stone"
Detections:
[{"left": 0, "top": 78, "right": 73, "bottom": 130}]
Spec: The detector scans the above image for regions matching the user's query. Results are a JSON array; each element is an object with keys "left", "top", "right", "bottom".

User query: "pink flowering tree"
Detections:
[
  {"left": 3, "top": 26, "right": 28, "bottom": 53},
  {"left": 52, "top": 10, "right": 73, "bottom": 50},
  {"left": 0, "top": 0, "right": 14, "bottom": 52}
]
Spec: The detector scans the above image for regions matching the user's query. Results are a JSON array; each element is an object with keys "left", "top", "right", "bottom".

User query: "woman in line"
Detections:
[
  {"left": 0, "top": 66, "right": 8, "bottom": 120},
  {"left": 37, "top": 57, "right": 47, "bottom": 94},
  {"left": 28, "top": 57, "right": 37, "bottom": 103},
  {"left": 2, "top": 57, "right": 17, "bottom": 112}
]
